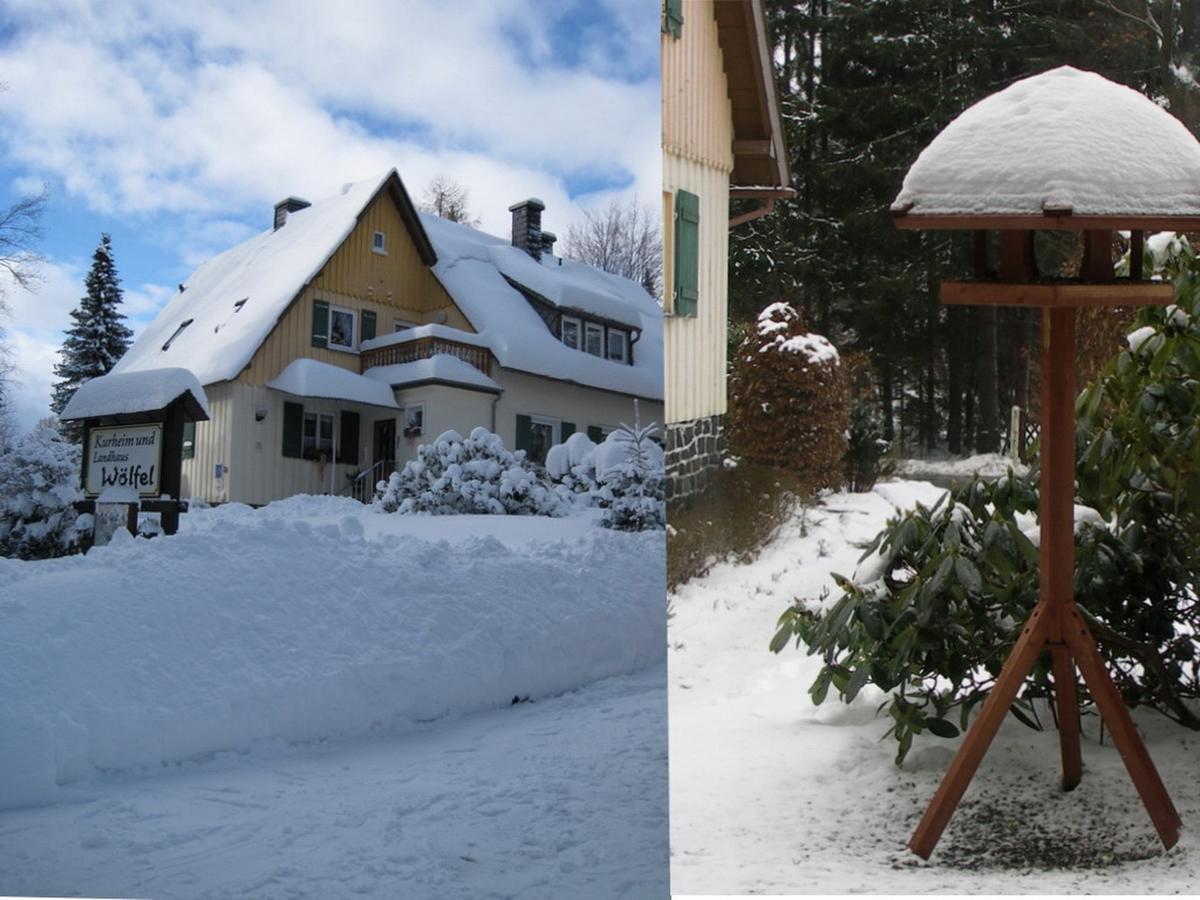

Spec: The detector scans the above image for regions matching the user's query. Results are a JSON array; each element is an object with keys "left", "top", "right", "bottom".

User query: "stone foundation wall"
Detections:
[{"left": 666, "top": 413, "right": 727, "bottom": 501}]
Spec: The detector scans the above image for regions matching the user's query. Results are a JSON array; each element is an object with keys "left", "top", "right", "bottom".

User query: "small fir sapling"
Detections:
[
  {"left": 0, "top": 420, "right": 87, "bottom": 559},
  {"left": 600, "top": 404, "right": 666, "bottom": 531}
]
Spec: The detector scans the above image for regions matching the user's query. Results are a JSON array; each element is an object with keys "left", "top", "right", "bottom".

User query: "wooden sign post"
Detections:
[{"left": 891, "top": 215, "right": 1187, "bottom": 859}]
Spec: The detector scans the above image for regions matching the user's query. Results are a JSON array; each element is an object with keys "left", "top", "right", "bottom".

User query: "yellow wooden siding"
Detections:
[
  {"left": 179, "top": 380, "right": 235, "bottom": 503},
  {"left": 662, "top": 0, "right": 735, "bottom": 175},
  {"left": 236, "top": 190, "right": 474, "bottom": 386},
  {"left": 664, "top": 152, "right": 730, "bottom": 424}
]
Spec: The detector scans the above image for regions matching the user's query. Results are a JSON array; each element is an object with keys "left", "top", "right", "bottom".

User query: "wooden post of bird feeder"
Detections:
[{"left": 888, "top": 65, "right": 1198, "bottom": 860}]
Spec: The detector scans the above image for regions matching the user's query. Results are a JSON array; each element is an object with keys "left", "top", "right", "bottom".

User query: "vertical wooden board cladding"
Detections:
[
  {"left": 180, "top": 381, "right": 235, "bottom": 503},
  {"left": 237, "top": 188, "right": 473, "bottom": 386},
  {"left": 664, "top": 153, "right": 730, "bottom": 425},
  {"left": 662, "top": 0, "right": 735, "bottom": 174}
]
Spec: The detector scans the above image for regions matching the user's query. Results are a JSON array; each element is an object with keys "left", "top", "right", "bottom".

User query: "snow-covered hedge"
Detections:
[
  {"left": 0, "top": 496, "right": 666, "bottom": 810},
  {"left": 0, "top": 422, "right": 87, "bottom": 560},
  {"left": 543, "top": 425, "right": 666, "bottom": 530},
  {"left": 376, "top": 427, "right": 566, "bottom": 516}
]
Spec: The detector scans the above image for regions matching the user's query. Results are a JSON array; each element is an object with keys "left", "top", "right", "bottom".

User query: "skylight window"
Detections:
[
  {"left": 234, "top": 298, "right": 248, "bottom": 311},
  {"left": 162, "top": 319, "right": 194, "bottom": 351}
]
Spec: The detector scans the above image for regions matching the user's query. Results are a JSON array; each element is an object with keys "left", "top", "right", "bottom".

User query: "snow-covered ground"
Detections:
[
  {"left": 670, "top": 480, "right": 1200, "bottom": 893},
  {"left": 893, "top": 451, "right": 1028, "bottom": 481},
  {"left": 0, "top": 496, "right": 668, "bottom": 898}
]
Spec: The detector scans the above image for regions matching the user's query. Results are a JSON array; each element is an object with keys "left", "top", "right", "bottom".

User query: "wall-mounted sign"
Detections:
[{"left": 86, "top": 424, "right": 162, "bottom": 497}]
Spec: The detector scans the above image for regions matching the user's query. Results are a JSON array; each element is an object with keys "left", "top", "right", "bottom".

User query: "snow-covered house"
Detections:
[
  {"left": 662, "top": 0, "right": 792, "bottom": 499},
  {"left": 111, "top": 171, "right": 664, "bottom": 506}
]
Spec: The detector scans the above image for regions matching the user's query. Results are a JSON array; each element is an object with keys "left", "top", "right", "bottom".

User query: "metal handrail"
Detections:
[{"left": 338, "top": 459, "right": 390, "bottom": 503}]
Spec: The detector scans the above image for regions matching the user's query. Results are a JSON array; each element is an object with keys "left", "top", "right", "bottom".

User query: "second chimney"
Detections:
[
  {"left": 274, "top": 196, "right": 312, "bottom": 230},
  {"left": 508, "top": 198, "right": 545, "bottom": 260}
]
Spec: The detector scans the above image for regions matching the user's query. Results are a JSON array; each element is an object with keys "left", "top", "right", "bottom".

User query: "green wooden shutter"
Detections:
[
  {"left": 675, "top": 190, "right": 699, "bottom": 317},
  {"left": 312, "top": 299, "right": 329, "bottom": 348},
  {"left": 515, "top": 414, "right": 533, "bottom": 453},
  {"left": 282, "top": 401, "right": 304, "bottom": 458},
  {"left": 664, "top": 0, "right": 683, "bottom": 37},
  {"left": 587, "top": 426, "right": 603, "bottom": 443},
  {"left": 361, "top": 310, "right": 377, "bottom": 343},
  {"left": 560, "top": 421, "right": 575, "bottom": 442},
  {"left": 338, "top": 410, "right": 360, "bottom": 464},
  {"left": 181, "top": 421, "right": 195, "bottom": 460}
]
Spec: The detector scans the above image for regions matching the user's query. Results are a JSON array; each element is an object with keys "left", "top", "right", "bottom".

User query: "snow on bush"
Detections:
[
  {"left": 598, "top": 422, "right": 666, "bottom": 531},
  {"left": 0, "top": 497, "right": 665, "bottom": 810},
  {"left": 546, "top": 431, "right": 600, "bottom": 498},
  {"left": 375, "top": 426, "right": 566, "bottom": 516},
  {"left": 0, "top": 422, "right": 87, "bottom": 560}
]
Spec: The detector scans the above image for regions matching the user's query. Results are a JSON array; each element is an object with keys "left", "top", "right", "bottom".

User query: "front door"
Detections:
[{"left": 373, "top": 418, "right": 396, "bottom": 476}]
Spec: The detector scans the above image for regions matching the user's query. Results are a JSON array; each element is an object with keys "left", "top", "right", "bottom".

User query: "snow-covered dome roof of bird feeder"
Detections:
[{"left": 891, "top": 66, "right": 1200, "bottom": 225}]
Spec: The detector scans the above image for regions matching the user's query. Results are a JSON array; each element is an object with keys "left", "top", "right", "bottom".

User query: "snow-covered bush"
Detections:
[
  {"left": 546, "top": 432, "right": 600, "bottom": 499},
  {"left": 0, "top": 421, "right": 87, "bottom": 559},
  {"left": 375, "top": 427, "right": 567, "bottom": 516},
  {"left": 598, "top": 421, "right": 665, "bottom": 532},
  {"left": 729, "top": 302, "right": 848, "bottom": 489}
]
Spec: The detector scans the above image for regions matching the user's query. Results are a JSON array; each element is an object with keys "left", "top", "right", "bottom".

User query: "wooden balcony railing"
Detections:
[{"left": 361, "top": 337, "right": 491, "bottom": 376}]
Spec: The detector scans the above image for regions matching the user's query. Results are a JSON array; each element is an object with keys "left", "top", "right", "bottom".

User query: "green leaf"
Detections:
[
  {"left": 955, "top": 556, "right": 982, "bottom": 594},
  {"left": 924, "top": 717, "right": 960, "bottom": 739}
]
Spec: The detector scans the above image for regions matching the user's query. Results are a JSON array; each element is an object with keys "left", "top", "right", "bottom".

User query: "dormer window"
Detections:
[
  {"left": 607, "top": 329, "right": 629, "bottom": 364},
  {"left": 584, "top": 322, "right": 604, "bottom": 357},
  {"left": 561, "top": 316, "right": 581, "bottom": 350},
  {"left": 372, "top": 230, "right": 387, "bottom": 255},
  {"left": 162, "top": 318, "right": 194, "bottom": 351},
  {"left": 234, "top": 298, "right": 248, "bottom": 312}
]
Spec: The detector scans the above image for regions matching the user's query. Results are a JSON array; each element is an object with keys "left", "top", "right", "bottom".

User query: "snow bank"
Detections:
[
  {"left": 59, "top": 367, "right": 210, "bottom": 420},
  {"left": 266, "top": 357, "right": 399, "bottom": 408},
  {"left": 893, "top": 453, "right": 1028, "bottom": 479},
  {"left": 0, "top": 502, "right": 664, "bottom": 810},
  {"left": 893, "top": 66, "right": 1200, "bottom": 217}
]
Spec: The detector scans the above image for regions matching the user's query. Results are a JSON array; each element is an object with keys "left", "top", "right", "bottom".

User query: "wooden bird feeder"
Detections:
[{"left": 891, "top": 66, "right": 1200, "bottom": 859}]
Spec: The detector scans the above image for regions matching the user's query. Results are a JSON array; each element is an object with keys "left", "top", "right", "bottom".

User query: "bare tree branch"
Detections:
[{"left": 563, "top": 196, "right": 662, "bottom": 299}]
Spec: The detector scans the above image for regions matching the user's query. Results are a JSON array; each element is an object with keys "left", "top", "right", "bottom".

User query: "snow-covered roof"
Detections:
[
  {"left": 60, "top": 367, "right": 210, "bottom": 421},
  {"left": 113, "top": 171, "right": 422, "bottom": 385},
  {"left": 266, "top": 358, "right": 399, "bottom": 409},
  {"left": 893, "top": 66, "right": 1200, "bottom": 218},
  {"left": 419, "top": 212, "right": 663, "bottom": 400},
  {"left": 364, "top": 355, "right": 502, "bottom": 393},
  {"left": 361, "top": 323, "right": 492, "bottom": 353},
  {"left": 112, "top": 169, "right": 662, "bottom": 402}
]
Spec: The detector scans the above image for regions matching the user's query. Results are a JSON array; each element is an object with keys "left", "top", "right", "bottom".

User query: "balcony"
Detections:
[{"left": 360, "top": 335, "right": 491, "bottom": 377}]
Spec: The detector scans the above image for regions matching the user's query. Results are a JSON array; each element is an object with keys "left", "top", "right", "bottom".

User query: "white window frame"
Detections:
[
  {"left": 328, "top": 304, "right": 357, "bottom": 351},
  {"left": 584, "top": 322, "right": 604, "bottom": 357},
  {"left": 561, "top": 315, "right": 581, "bottom": 350},
  {"left": 372, "top": 230, "right": 388, "bottom": 255},
  {"left": 302, "top": 411, "right": 335, "bottom": 461},
  {"left": 528, "top": 415, "right": 560, "bottom": 465},
  {"left": 394, "top": 318, "right": 417, "bottom": 332},
  {"left": 607, "top": 328, "right": 629, "bottom": 363},
  {"left": 403, "top": 402, "right": 426, "bottom": 438}
]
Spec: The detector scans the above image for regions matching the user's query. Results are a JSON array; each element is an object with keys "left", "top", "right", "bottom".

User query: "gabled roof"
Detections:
[
  {"left": 114, "top": 171, "right": 663, "bottom": 403},
  {"left": 714, "top": 0, "right": 791, "bottom": 193},
  {"left": 113, "top": 170, "right": 432, "bottom": 385}
]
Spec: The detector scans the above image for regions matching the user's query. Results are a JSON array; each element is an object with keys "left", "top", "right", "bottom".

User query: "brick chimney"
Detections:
[
  {"left": 273, "top": 196, "right": 311, "bottom": 230},
  {"left": 508, "top": 198, "right": 545, "bottom": 260},
  {"left": 540, "top": 230, "right": 557, "bottom": 258}
]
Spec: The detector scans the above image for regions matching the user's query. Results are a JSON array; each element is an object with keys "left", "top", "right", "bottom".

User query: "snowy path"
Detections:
[
  {"left": 0, "top": 664, "right": 668, "bottom": 900},
  {"left": 669, "top": 482, "right": 1200, "bottom": 893}
]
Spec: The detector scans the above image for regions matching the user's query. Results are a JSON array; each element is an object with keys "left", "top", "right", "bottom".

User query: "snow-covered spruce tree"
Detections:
[
  {"left": 0, "top": 420, "right": 85, "bottom": 559},
  {"left": 50, "top": 234, "right": 133, "bottom": 439},
  {"left": 375, "top": 427, "right": 566, "bottom": 516},
  {"left": 599, "top": 416, "right": 666, "bottom": 532},
  {"left": 729, "top": 302, "right": 848, "bottom": 489}
]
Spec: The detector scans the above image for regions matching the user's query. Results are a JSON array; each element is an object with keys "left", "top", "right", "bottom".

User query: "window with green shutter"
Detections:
[
  {"left": 337, "top": 410, "right": 360, "bottom": 464},
  {"left": 312, "top": 299, "right": 329, "bottom": 348},
  {"left": 515, "top": 414, "right": 533, "bottom": 454},
  {"left": 361, "top": 310, "right": 377, "bottom": 343},
  {"left": 674, "top": 190, "right": 699, "bottom": 317},
  {"left": 282, "top": 401, "right": 304, "bottom": 458},
  {"left": 560, "top": 421, "right": 576, "bottom": 441},
  {"left": 181, "top": 421, "right": 195, "bottom": 460},
  {"left": 587, "top": 426, "right": 604, "bottom": 443},
  {"left": 663, "top": 0, "right": 683, "bottom": 37}
]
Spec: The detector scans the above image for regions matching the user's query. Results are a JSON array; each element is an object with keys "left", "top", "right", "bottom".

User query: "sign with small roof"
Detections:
[
  {"left": 60, "top": 367, "right": 210, "bottom": 541},
  {"left": 892, "top": 65, "right": 1194, "bottom": 859}
]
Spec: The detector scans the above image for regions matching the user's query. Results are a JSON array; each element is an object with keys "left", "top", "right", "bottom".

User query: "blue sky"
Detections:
[{"left": 0, "top": 0, "right": 661, "bottom": 431}]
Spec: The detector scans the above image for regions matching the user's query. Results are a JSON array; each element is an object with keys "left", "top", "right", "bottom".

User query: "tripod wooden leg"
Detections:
[
  {"left": 908, "top": 601, "right": 1052, "bottom": 859},
  {"left": 1062, "top": 604, "right": 1182, "bottom": 849},
  {"left": 1049, "top": 642, "right": 1082, "bottom": 790}
]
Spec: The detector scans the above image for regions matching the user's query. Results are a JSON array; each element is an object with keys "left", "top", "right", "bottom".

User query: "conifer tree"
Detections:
[{"left": 50, "top": 234, "right": 133, "bottom": 434}]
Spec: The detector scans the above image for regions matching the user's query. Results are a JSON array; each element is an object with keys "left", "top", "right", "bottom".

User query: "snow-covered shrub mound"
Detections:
[
  {"left": 0, "top": 422, "right": 87, "bottom": 560},
  {"left": 597, "top": 423, "right": 665, "bottom": 531},
  {"left": 376, "top": 427, "right": 566, "bottom": 516},
  {"left": 729, "top": 302, "right": 848, "bottom": 488},
  {"left": 0, "top": 505, "right": 665, "bottom": 810},
  {"left": 546, "top": 431, "right": 600, "bottom": 498}
]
